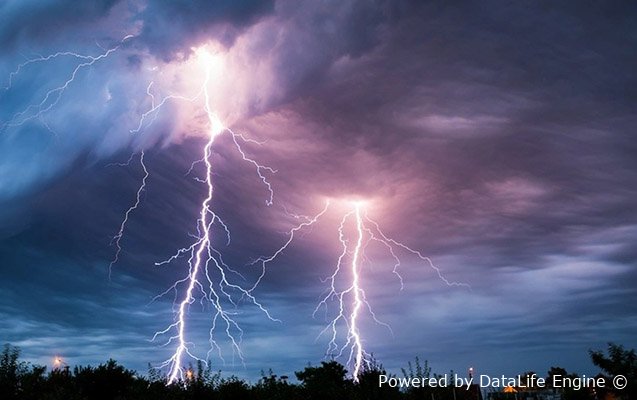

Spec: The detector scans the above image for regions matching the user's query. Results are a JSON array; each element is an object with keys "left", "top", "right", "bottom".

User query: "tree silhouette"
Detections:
[
  {"left": 590, "top": 343, "right": 637, "bottom": 400},
  {"left": 401, "top": 357, "right": 434, "bottom": 399},
  {"left": 355, "top": 357, "right": 401, "bottom": 400},
  {"left": 217, "top": 376, "right": 253, "bottom": 399},
  {"left": 545, "top": 366, "right": 590, "bottom": 400},
  {"left": 253, "top": 370, "right": 300, "bottom": 400},
  {"left": 295, "top": 361, "right": 353, "bottom": 400},
  {"left": 73, "top": 359, "right": 142, "bottom": 399},
  {"left": 0, "top": 344, "right": 28, "bottom": 399},
  {"left": 6, "top": 341, "right": 636, "bottom": 400}
]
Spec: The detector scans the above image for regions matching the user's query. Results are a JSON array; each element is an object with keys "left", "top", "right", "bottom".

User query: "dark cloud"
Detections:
[
  {"left": 0, "top": 0, "right": 119, "bottom": 50},
  {"left": 137, "top": 0, "right": 276, "bottom": 60}
]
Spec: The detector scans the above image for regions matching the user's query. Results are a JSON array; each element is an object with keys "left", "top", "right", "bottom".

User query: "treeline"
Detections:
[{"left": 1, "top": 343, "right": 635, "bottom": 400}]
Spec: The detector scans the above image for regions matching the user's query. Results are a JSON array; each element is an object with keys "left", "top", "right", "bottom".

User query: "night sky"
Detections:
[{"left": 1, "top": 0, "right": 636, "bottom": 382}]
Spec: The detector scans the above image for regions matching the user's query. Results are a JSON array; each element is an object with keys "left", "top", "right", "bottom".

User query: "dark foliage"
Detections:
[
  {"left": 295, "top": 360, "right": 353, "bottom": 400},
  {"left": 1, "top": 342, "right": 634, "bottom": 400},
  {"left": 590, "top": 343, "right": 637, "bottom": 400}
]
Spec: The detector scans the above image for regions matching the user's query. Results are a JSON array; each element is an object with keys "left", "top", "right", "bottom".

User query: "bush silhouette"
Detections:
[{"left": 4, "top": 341, "right": 634, "bottom": 400}]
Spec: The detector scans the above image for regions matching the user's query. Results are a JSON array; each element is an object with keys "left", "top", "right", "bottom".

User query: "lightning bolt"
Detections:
[
  {"left": 247, "top": 198, "right": 467, "bottom": 382},
  {"left": 108, "top": 151, "right": 149, "bottom": 279},
  {"left": 346, "top": 203, "right": 365, "bottom": 379},
  {"left": 311, "top": 203, "right": 374, "bottom": 381},
  {"left": 148, "top": 48, "right": 280, "bottom": 384},
  {"left": 250, "top": 200, "right": 470, "bottom": 382},
  {"left": 1, "top": 35, "right": 133, "bottom": 131},
  {"left": 4, "top": 40, "right": 283, "bottom": 383},
  {"left": 306, "top": 201, "right": 468, "bottom": 382}
]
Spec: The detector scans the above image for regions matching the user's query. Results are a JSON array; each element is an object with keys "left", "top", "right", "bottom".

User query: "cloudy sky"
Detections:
[{"left": 1, "top": 0, "right": 636, "bottom": 382}]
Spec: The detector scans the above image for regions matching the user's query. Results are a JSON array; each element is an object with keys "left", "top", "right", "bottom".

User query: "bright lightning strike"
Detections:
[
  {"left": 4, "top": 40, "right": 282, "bottom": 383},
  {"left": 345, "top": 202, "right": 365, "bottom": 379},
  {"left": 147, "top": 48, "right": 279, "bottom": 385},
  {"left": 312, "top": 202, "right": 377, "bottom": 381},
  {"left": 259, "top": 199, "right": 467, "bottom": 382},
  {"left": 314, "top": 201, "right": 468, "bottom": 381}
]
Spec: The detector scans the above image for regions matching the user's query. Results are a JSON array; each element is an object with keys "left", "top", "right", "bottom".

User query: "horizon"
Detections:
[{"left": 0, "top": 341, "right": 621, "bottom": 387}]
